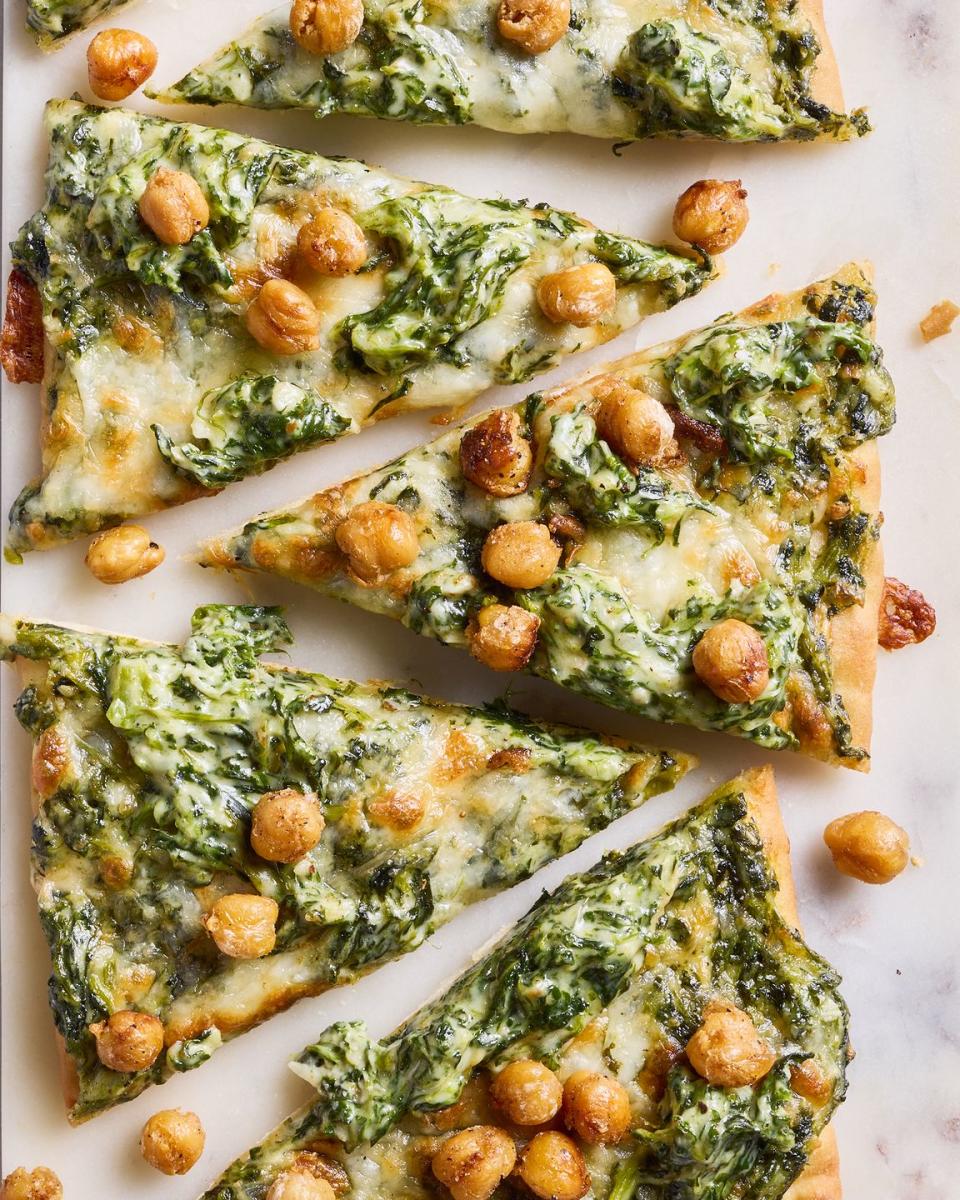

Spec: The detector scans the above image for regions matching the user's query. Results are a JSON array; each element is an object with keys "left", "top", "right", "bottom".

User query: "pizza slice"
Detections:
[
  {"left": 0, "top": 604, "right": 693, "bottom": 1123},
  {"left": 156, "top": 0, "right": 867, "bottom": 143},
  {"left": 198, "top": 766, "right": 848, "bottom": 1200},
  {"left": 24, "top": 0, "right": 134, "bottom": 47},
  {"left": 1, "top": 101, "right": 710, "bottom": 555}
]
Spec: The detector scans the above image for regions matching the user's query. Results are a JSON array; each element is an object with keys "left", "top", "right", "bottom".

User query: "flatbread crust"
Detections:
[{"left": 803, "top": 0, "right": 847, "bottom": 114}]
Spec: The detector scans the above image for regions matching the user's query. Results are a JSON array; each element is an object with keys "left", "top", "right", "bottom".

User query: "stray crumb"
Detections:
[
  {"left": 919, "top": 300, "right": 960, "bottom": 342},
  {"left": 767, "top": 262, "right": 781, "bottom": 276},
  {"left": 910, "top": 854, "right": 925, "bottom": 868}
]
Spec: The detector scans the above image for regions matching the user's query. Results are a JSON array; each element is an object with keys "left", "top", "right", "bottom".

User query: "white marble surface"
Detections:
[{"left": 2, "top": 0, "right": 959, "bottom": 1194}]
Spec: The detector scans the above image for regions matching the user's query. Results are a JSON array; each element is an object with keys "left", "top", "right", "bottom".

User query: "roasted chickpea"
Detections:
[
  {"left": 789, "top": 1059, "right": 831, "bottom": 1106},
  {"left": 517, "top": 1132, "right": 589, "bottom": 1200},
  {"left": 298, "top": 209, "right": 368, "bottom": 276},
  {"left": 432, "top": 1126, "right": 517, "bottom": 1200},
  {"left": 692, "top": 619, "right": 769, "bottom": 704},
  {"left": 368, "top": 790, "right": 426, "bottom": 831},
  {"left": 537, "top": 262, "right": 617, "bottom": 327},
  {"left": 89, "top": 1010, "right": 164, "bottom": 1073},
  {"left": 87, "top": 29, "right": 158, "bottom": 100},
  {"left": 823, "top": 811, "right": 910, "bottom": 884},
  {"left": 481, "top": 522, "right": 560, "bottom": 590},
  {"left": 594, "top": 377, "right": 678, "bottom": 467},
  {"left": 468, "top": 604, "right": 540, "bottom": 672},
  {"left": 203, "top": 893, "right": 279, "bottom": 959},
  {"left": 0, "top": 1167, "right": 62, "bottom": 1200},
  {"left": 246, "top": 279, "right": 322, "bottom": 356},
  {"left": 460, "top": 409, "right": 533, "bottom": 497},
  {"left": 85, "top": 524, "right": 164, "bottom": 585},
  {"left": 32, "top": 726, "right": 71, "bottom": 799},
  {"left": 686, "top": 1001, "right": 775, "bottom": 1089},
  {"left": 562, "top": 1070, "right": 632, "bottom": 1144},
  {"left": 139, "top": 169, "right": 210, "bottom": 246},
  {"left": 490, "top": 1059, "right": 562, "bottom": 1126},
  {"left": 497, "top": 0, "right": 570, "bottom": 54},
  {"left": 290, "top": 0, "right": 364, "bottom": 54},
  {"left": 335, "top": 500, "right": 420, "bottom": 584},
  {"left": 672, "top": 180, "right": 749, "bottom": 255},
  {"left": 251, "top": 789, "right": 325, "bottom": 863},
  {"left": 141, "top": 1109, "right": 206, "bottom": 1175},
  {"left": 267, "top": 1174, "right": 337, "bottom": 1200}
]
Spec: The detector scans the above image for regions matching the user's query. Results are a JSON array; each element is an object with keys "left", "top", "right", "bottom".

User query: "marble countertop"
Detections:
[{"left": 2, "top": 0, "right": 959, "bottom": 1195}]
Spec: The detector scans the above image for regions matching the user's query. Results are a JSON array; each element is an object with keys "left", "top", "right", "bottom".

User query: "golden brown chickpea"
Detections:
[
  {"left": 335, "top": 500, "right": 420, "bottom": 584},
  {"left": 497, "top": 0, "right": 570, "bottom": 54},
  {"left": 87, "top": 28, "right": 157, "bottom": 101},
  {"left": 692, "top": 619, "right": 770, "bottom": 704},
  {"left": 594, "top": 377, "right": 678, "bottom": 467},
  {"left": 481, "top": 522, "right": 560, "bottom": 590},
  {"left": 672, "top": 180, "right": 749, "bottom": 255},
  {"left": 32, "top": 726, "right": 71, "bottom": 799},
  {"left": 468, "top": 604, "right": 540, "bottom": 673},
  {"left": 367, "top": 790, "right": 426, "bottom": 831},
  {"left": 537, "top": 263, "right": 617, "bottom": 327},
  {"left": 203, "top": 893, "right": 279, "bottom": 959},
  {"left": 561, "top": 1070, "right": 632, "bottom": 1144},
  {"left": 686, "top": 1001, "right": 775, "bottom": 1089},
  {"left": 0, "top": 1167, "right": 63, "bottom": 1200},
  {"left": 290, "top": 0, "right": 364, "bottom": 54},
  {"left": 141, "top": 1109, "right": 206, "bottom": 1175},
  {"left": 267, "top": 1172, "right": 337, "bottom": 1200},
  {"left": 517, "top": 1132, "right": 589, "bottom": 1200},
  {"left": 139, "top": 169, "right": 210, "bottom": 246},
  {"left": 89, "top": 1010, "right": 164, "bottom": 1073},
  {"left": 460, "top": 409, "right": 533, "bottom": 498},
  {"left": 431, "top": 1126, "right": 517, "bottom": 1200},
  {"left": 490, "top": 1059, "right": 562, "bottom": 1126},
  {"left": 246, "top": 279, "right": 322, "bottom": 356},
  {"left": 298, "top": 209, "right": 368, "bottom": 276},
  {"left": 251, "top": 789, "right": 325, "bottom": 863},
  {"left": 85, "top": 524, "right": 165, "bottom": 585},
  {"left": 823, "top": 811, "right": 910, "bottom": 884},
  {"left": 789, "top": 1059, "right": 831, "bottom": 1106}
]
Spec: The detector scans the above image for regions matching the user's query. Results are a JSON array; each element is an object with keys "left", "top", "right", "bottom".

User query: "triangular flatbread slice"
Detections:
[
  {"left": 0, "top": 604, "right": 693, "bottom": 1122},
  {"left": 157, "top": 0, "right": 866, "bottom": 143},
  {"left": 204, "top": 263, "right": 892, "bottom": 769},
  {"left": 24, "top": 0, "right": 132, "bottom": 47},
  {"left": 197, "top": 766, "right": 846, "bottom": 1200},
  {"left": 1, "top": 100, "right": 710, "bottom": 554}
]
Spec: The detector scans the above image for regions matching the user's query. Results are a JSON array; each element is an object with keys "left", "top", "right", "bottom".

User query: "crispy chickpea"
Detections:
[
  {"left": 89, "top": 1010, "right": 164, "bottom": 1073},
  {"left": 85, "top": 524, "right": 164, "bottom": 585},
  {"left": 468, "top": 604, "right": 540, "bottom": 672},
  {"left": 298, "top": 209, "right": 368, "bottom": 276},
  {"left": 692, "top": 619, "right": 769, "bottom": 704},
  {"left": 562, "top": 1070, "right": 632, "bottom": 1144},
  {"left": 517, "top": 1132, "right": 589, "bottom": 1200},
  {"left": 686, "top": 1001, "right": 775, "bottom": 1089},
  {"left": 290, "top": 0, "right": 364, "bottom": 54},
  {"left": 460, "top": 409, "right": 533, "bottom": 497},
  {"left": 537, "top": 262, "right": 617, "bottom": 327},
  {"left": 497, "top": 0, "right": 570, "bottom": 54},
  {"left": 246, "top": 279, "right": 322, "bottom": 356},
  {"left": 672, "top": 180, "right": 749, "bottom": 255},
  {"left": 87, "top": 29, "right": 158, "bottom": 100},
  {"left": 432, "top": 1126, "right": 517, "bottom": 1200},
  {"left": 32, "top": 726, "right": 71, "bottom": 799},
  {"left": 481, "top": 522, "right": 560, "bottom": 590},
  {"left": 139, "top": 169, "right": 209, "bottom": 246},
  {"left": 368, "top": 790, "right": 426, "bottom": 831},
  {"left": 251, "top": 789, "right": 324, "bottom": 863},
  {"left": 490, "top": 1059, "right": 562, "bottom": 1126},
  {"left": 0, "top": 1167, "right": 62, "bottom": 1200},
  {"left": 594, "top": 377, "right": 678, "bottom": 467},
  {"left": 203, "top": 894, "right": 279, "bottom": 959},
  {"left": 267, "top": 1174, "right": 336, "bottom": 1200},
  {"left": 823, "top": 811, "right": 910, "bottom": 884},
  {"left": 789, "top": 1059, "right": 831, "bottom": 1106},
  {"left": 335, "top": 500, "right": 420, "bottom": 584},
  {"left": 141, "top": 1109, "right": 206, "bottom": 1175}
]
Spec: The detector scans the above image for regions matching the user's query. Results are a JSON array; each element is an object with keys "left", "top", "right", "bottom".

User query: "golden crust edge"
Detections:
[{"left": 801, "top": 0, "right": 847, "bottom": 114}]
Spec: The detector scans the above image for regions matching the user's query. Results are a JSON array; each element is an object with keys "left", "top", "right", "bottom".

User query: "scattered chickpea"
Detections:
[
  {"left": 497, "top": 0, "right": 570, "bottom": 55},
  {"left": 87, "top": 29, "right": 158, "bottom": 101},
  {"left": 139, "top": 169, "right": 210, "bottom": 246},
  {"left": 490, "top": 1059, "right": 562, "bottom": 1126},
  {"left": 468, "top": 604, "right": 540, "bottom": 672},
  {"left": 298, "top": 209, "right": 368, "bottom": 276},
  {"left": 335, "top": 500, "right": 420, "bottom": 584},
  {"left": 562, "top": 1070, "right": 632, "bottom": 1144},
  {"left": 251, "top": 789, "right": 324, "bottom": 862},
  {"left": 85, "top": 525, "right": 164, "bottom": 585},
  {"left": 537, "top": 262, "right": 617, "bottom": 327},
  {"left": 290, "top": 0, "right": 364, "bottom": 54},
  {"left": 246, "top": 279, "right": 322, "bottom": 356},
  {"left": 368, "top": 790, "right": 426, "bottom": 831},
  {"left": 686, "top": 1001, "right": 775, "bottom": 1089},
  {"left": 32, "top": 726, "right": 71, "bottom": 799},
  {"left": 0, "top": 1167, "right": 62, "bottom": 1200},
  {"left": 203, "top": 893, "right": 279, "bottom": 958},
  {"left": 789, "top": 1059, "right": 831, "bottom": 1106},
  {"left": 141, "top": 1109, "right": 206, "bottom": 1175},
  {"left": 594, "top": 377, "right": 678, "bottom": 467},
  {"left": 672, "top": 180, "right": 749, "bottom": 255},
  {"left": 460, "top": 409, "right": 533, "bottom": 497},
  {"left": 517, "top": 1131, "right": 589, "bottom": 1200},
  {"left": 432, "top": 1126, "right": 517, "bottom": 1200},
  {"left": 267, "top": 1174, "right": 337, "bottom": 1200},
  {"left": 692, "top": 619, "right": 769, "bottom": 704},
  {"left": 481, "top": 522, "right": 560, "bottom": 590},
  {"left": 823, "top": 811, "right": 910, "bottom": 884},
  {"left": 89, "top": 1010, "right": 164, "bottom": 1073}
]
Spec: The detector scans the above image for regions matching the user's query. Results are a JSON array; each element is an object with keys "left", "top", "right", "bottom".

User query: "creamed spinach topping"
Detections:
[{"left": 24, "top": 0, "right": 130, "bottom": 45}]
